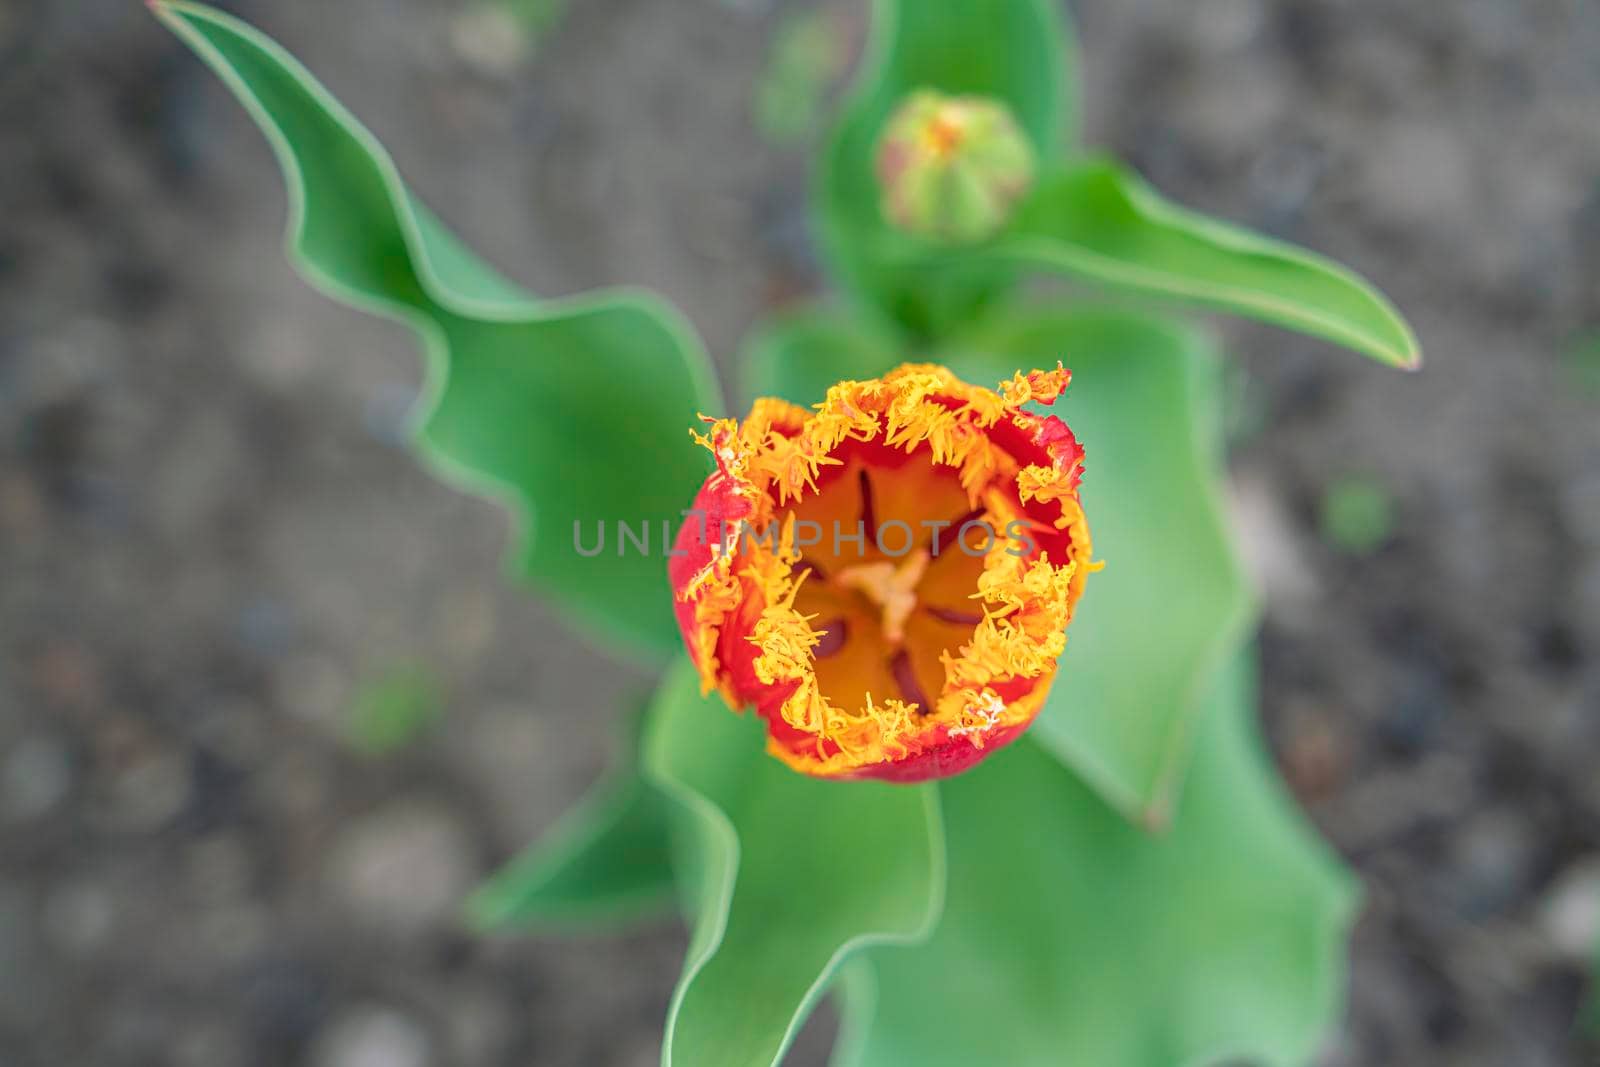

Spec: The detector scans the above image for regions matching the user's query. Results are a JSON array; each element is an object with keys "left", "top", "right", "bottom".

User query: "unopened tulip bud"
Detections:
[{"left": 875, "top": 89, "right": 1036, "bottom": 244}]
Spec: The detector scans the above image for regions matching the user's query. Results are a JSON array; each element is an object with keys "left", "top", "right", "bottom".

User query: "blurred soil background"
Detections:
[{"left": 2, "top": 0, "right": 1599, "bottom": 1064}]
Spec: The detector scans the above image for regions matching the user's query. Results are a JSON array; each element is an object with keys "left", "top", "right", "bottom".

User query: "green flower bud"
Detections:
[{"left": 874, "top": 89, "right": 1037, "bottom": 244}]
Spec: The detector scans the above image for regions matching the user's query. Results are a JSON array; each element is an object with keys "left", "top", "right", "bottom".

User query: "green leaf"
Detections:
[
  {"left": 994, "top": 158, "right": 1421, "bottom": 369},
  {"left": 839, "top": 657, "right": 1360, "bottom": 1067},
  {"left": 502, "top": 0, "right": 569, "bottom": 40},
  {"left": 754, "top": 8, "right": 851, "bottom": 146},
  {"left": 1320, "top": 475, "right": 1395, "bottom": 556},
  {"left": 739, "top": 302, "right": 903, "bottom": 408},
  {"left": 1561, "top": 330, "right": 1600, "bottom": 397},
  {"left": 829, "top": 958, "right": 881, "bottom": 1067},
  {"left": 644, "top": 659, "right": 944, "bottom": 1067},
  {"left": 466, "top": 710, "right": 675, "bottom": 930},
  {"left": 945, "top": 309, "right": 1253, "bottom": 826},
  {"left": 1586, "top": 943, "right": 1600, "bottom": 1039},
  {"left": 818, "top": 0, "right": 1075, "bottom": 337},
  {"left": 346, "top": 660, "right": 443, "bottom": 755},
  {"left": 153, "top": 2, "right": 723, "bottom": 662}
]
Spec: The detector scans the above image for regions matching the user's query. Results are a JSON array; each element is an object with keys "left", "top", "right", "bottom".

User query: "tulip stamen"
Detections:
[
  {"left": 812, "top": 617, "right": 849, "bottom": 659},
  {"left": 858, "top": 469, "right": 878, "bottom": 542},
  {"left": 795, "top": 556, "right": 829, "bottom": 582},
  {"left": 889, "top": 649, "right": 932, "bottom": 713},
  {"left": 923, "top": 605, "right": 984, "bottom": 628},
  {"left": 929, "top": 506, "right": 986, "bottom": 557}
]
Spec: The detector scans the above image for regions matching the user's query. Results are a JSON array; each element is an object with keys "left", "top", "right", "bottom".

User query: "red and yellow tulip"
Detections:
[{"left": 670, "top": 364, "right": 1095, "bottom": 781}]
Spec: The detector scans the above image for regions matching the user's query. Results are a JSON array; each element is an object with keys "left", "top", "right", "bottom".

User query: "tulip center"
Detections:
[
  {"left": 781, "top": 449, "right": 995, "bottom": 716},
  {"left": 833, "top": 549, "right": 930, "bottom": 646}
]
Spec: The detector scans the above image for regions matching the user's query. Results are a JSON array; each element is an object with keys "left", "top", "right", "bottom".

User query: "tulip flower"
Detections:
[{"left": 670, "top": 363, "right": 1094, "bottom": 781}]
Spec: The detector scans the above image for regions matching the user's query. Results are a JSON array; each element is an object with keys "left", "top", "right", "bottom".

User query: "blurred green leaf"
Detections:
[
  {"left": 1563, "top": 332, "right": 1600, "bottom": 397},
  {"left": 502, "top": 0, "right": 566, "bottom": 38},
  {"left": 837, "top": 658, "right": 1359, "bottom": 1067},
  {"left": 154, "top": 2, "right": 722, "bottom": 663},
  {"left": 346, "top": 660, "right": 443, "bottom": 755},
  {"left": 1586, "top": 950, "right": 1600, "bottom": 1038},
  {"left": 740, "top": 301, "right": 903, "bottom": 408},
  {"left": 467, "top": 710, "right": 675, "bottom": 930},
  {"left": 946, "top": 309, "right": 1252, "bottom": 826},
  {"left": 830, "top": 957, "right": 880, "bottom": 1067},
  {"left": 645, "top": 659, "right": 944, "bottom": 1067},
  {"left": 991, "top": 158, "right": 1421, "bottom": 368},
  {"left": 818, "top": 0, "right": 1075, "bottom": 336},
  {"left": 1320, "top": 476, "right": 1394, "bottom": 556},
  {"left": 755, "top": 9, "right": 851, "bottom": 145},
  {"left": 1581, "top": 908, "right": 1600, "bottom": 1038}
]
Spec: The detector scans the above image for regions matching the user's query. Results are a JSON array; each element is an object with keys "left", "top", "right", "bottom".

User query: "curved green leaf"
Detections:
[
  {"left": 1586, "top": 943, "right": 1600, "bottom": 1038},
  {"left": 154, "top": 2, "right": 723, "bottom": 661},
  {"left": 739, "top": 302, "right": 903, "bottom": 408},
  {"left": 839, "top": 658, "right": 1359, "bottom": 1067},
  {"left": 466, "top": 711, "right": 675, "bottom": 930},
  {"left": 644, "top": 660, "right": 944, "bottom": 1067},
  {"left": 945, "top": 309, "right": 1253, "bottom": 826},
  {"left": 817, "top": 0, "right": 1074, "bottom": 337},
  {"left": 829, "top": 958, "right": 881, "bottom": 1067},
  {"left": 994, "top": 159, "right": 1421, "bottom": 368}
]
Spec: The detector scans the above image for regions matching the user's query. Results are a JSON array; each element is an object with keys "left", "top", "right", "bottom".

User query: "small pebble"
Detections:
[
  {"left": 1539, "top": 857, "right": 1600, "bottom": 964},
  {"left": 1, "top": 734, "right": 73, "bottom": 821},
  {"left": 1229, "top": 472, "right": 1322, "bottom": 627},
  {"left": 99, "top": 747, "right": 192, "bottom": 832},
  {"left": 185, "top": 834, "right": 255, "bottom": 903},
  {"left": 42, "top": 880, "right": 115, "bottom": 957},
  {"left": 325, "top": 801, "right": 476, "bottom": 932},
  {"left": 312, "top": 1005, "right": 431, "bottom": 1067},
  {"left": 1449, "top": 809, "right": 1537, "bottom": 919},
  {"left": 450, "top": 6, "right": 527, "bottom": 76}
]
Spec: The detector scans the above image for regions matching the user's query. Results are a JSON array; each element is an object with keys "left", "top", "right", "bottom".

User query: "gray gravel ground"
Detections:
[{"left": 2, "top": 0, "right": 1598, "bottom": 1064}]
